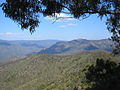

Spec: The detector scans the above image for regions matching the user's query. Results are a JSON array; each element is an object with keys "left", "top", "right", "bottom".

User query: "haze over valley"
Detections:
[{"left": 0, "top": 40, "right": 59, "bottom": 61}]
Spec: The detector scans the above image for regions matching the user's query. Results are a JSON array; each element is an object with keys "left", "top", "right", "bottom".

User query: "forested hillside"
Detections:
[{"left": 0, "top": 50, "right": 119, "bottom": 90}]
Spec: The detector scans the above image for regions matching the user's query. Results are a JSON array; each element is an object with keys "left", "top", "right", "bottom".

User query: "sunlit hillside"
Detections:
[{"left": 0, "top": 50, "right": 119, "bottom": 90}]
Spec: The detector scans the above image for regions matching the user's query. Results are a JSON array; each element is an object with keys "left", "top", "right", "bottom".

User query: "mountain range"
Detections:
[
  {"left": 39, "top": 39, "right": 113, "bottom": 54},
  {"left": 0, "top": 39, "right": 114, "bottom": 61},
  {"left": 0, "top": 40, "right": 59, "bottom": 61},
  {"left": 0, "top": 38, "right": 119, "bottom": 90}
]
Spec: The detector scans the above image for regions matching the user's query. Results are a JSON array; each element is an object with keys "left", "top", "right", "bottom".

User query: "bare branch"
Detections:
[{"left": 52, "top": 16, "right": 74, "bottom": 24}]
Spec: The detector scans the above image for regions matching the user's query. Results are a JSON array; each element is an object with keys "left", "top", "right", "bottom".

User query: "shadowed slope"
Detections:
[{"left": 39, "top": 39, "right": 113, "bottom": 54}]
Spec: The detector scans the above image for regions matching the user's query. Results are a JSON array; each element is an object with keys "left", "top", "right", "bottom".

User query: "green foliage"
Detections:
[
  {"left": 83, "top": 58, "right": 120, "bottom": 90},
  {"left": 1, "top": 0, "right": 41, "bottom": 32},
  {"left": 0, "top": 50, "right": 119, "bottom": 90}
]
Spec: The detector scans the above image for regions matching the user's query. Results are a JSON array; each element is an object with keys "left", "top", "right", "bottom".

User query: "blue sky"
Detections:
[{"left": 0, "top": 7, "right": 111, "bottom": 40}]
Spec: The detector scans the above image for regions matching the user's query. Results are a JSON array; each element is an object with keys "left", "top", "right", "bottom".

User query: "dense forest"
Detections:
[{"left": 0, "top": 50, "right": 120, "bottom": 90}]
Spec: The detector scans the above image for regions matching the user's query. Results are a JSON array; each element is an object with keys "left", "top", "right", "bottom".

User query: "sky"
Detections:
[{"left": 0, "top": 7, "right": 111, "bottom": 41}]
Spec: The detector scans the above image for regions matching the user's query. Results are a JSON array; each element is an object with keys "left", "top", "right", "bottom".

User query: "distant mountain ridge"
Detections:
[
  {"left": 0, "top": 40, "right": 60, "bottom": 61},
  {"left": 0, "top": 39, "right": 114, "bottom": 61},
  {"left": 39, "top": 39, "right": 113, "bottom": 54}
]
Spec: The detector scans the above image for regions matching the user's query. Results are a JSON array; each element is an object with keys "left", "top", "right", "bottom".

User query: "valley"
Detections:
[
  {"left": 0, "top": 39, "right": 119, "bottom": 90},
  {"left": 0, "top": 40, "right": 59, "bottom": 61}
]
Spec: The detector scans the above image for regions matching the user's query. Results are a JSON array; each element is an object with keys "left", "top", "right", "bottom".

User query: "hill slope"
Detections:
[
  {"left": 0, "top": 50, "right": 119, "bottom": 90},
  {"left": 0, "top": 40, "right": 59, "bottom": 61},
  {"left": 39, "top": 39, "right": 113, "bottom": 54}
]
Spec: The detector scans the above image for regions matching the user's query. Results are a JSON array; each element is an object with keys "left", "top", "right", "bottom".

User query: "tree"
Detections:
[
  {"left": 84, "top": 58, "right": 120, "bottom": 90},
  {"left": 0, "top": 0, "right": 120, "bottom": 53}
]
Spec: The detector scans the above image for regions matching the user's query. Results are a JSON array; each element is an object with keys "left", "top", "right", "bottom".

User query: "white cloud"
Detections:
[
  {"left": 58, "top": 23, "right": 77, "bottom": 29},
  {"left": 45, "top": 13, "right": 76, "bottom": 22},
  {"left": 0, "top": 32, "right": 14, "bottom": 36},
  {"left": 0, "top": 32, "right": 22, "bottom": 40},
  {"left": 0, "top": 32, "right": 24, "bottom": 37},
  {"left": 58, "top": 25, "right": 66, "bottom": 28},
  {"left": 54, "top": 13, "right": 69, "bottom": 17},
  {"left": 68, "top": 23, "right": 77, "bottom": 26},
  {"left": 0, "top": 32, "right": 45, "bottom": 40}
]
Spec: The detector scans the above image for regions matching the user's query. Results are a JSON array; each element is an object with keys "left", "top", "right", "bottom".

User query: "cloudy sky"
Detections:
[{"left": 0, "top": 7, "right": 111, "bottom": 40}]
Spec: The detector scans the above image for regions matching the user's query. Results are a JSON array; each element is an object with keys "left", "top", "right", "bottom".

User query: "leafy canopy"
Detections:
[
  {"left": 84, "top": 58, "right": 120, "bottom": 90},
  {"left": 0, "top": 0, "right": 120, "bottom": 53}
]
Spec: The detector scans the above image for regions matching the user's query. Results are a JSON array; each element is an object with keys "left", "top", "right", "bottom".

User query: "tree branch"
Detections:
[{"left": 62, "top": 10, "right": 120, "bottom": 15}]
